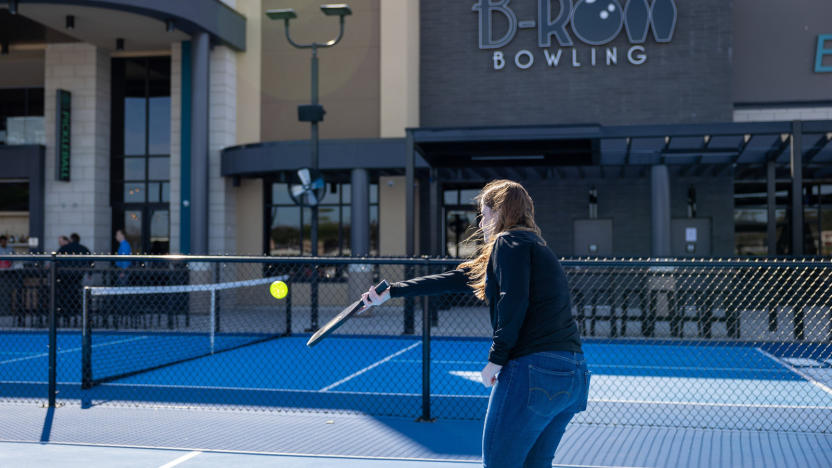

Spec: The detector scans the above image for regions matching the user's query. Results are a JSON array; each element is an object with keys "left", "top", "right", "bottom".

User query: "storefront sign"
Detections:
[
  {"left": 474, "top": 0, "right": 677, "bottom": 70},
  {"left": 55, "top": 89, "right": 71, "bottom": 181},
  {"left": 815, "top": 34, "right": 832, "bottom": 73}
]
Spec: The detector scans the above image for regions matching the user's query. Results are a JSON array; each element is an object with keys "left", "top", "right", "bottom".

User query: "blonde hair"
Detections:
[{"left": 457, "top": 180, "right": 543, "bottom": 300}]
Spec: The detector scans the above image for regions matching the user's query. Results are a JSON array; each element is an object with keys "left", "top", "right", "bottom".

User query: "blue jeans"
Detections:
[{"left": 482, "top": 351, "right": 590, "bottom": 468}]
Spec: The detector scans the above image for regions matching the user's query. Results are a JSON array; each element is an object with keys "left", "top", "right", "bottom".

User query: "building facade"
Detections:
[{"left": 1, "top": 0, "right": 831, "bottom": 258}]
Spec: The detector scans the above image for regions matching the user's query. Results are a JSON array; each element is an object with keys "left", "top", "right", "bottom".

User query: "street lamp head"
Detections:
[
  {"left": 320, "top": 4, "right": 352, "bottom": 17},
  {"left": 265, "top": 8, "right": 297, "bottom": 21}
]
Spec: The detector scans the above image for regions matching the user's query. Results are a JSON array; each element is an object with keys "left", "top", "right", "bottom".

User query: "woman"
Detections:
[{"left": 362, "top": 179, "right": 590, "bottom": 468}]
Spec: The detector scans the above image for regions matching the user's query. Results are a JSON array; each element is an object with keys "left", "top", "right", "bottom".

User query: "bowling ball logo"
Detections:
[{"left": 572, "top": 0, "right": 624, "bottom": 45}]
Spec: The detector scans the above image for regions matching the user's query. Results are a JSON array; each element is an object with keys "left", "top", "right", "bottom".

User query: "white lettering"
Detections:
[
  {"left": 606, "top": 47, "right": 617, "bottom": 65},
  {"left": 591, "top": 48, "right": 596, "bottom": 66},
  {"left": 493, "top": 51, "right": 505, "bottom": 70},
  {"left": 627, "top": 45, "right": 646, "bottom": 65},
  {"left": 544, "top": 49, "right": 563, "bottom": 66},
  {"left": 572, "top": 48, "right": 581, "bottom": 67},
  {"left": 515, "top": 50, "right": 534, "bottom": 69}
]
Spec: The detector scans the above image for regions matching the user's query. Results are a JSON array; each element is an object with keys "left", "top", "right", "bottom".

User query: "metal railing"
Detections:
[{"left": 0, "top": 255, "right": 830, "bottom": 432}]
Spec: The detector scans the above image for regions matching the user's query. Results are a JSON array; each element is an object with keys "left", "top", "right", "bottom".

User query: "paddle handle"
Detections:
[{"left": 373, "top": 279, "right": 390, "bottom": 296}]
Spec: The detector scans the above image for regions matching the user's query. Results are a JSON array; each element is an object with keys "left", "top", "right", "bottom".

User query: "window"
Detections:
[
  {"left": 734, "top": 182, "right": 832, "bottom": 256},
  {"left": 0, "top": 182, "right": 28, "bottom": 211},
  {"left": 443, "top": 188, "right": 481, "bottom": 258},
  {"left": 111, "top": 57, "right": 171, "bottom": 254},
  {"left": 0, "top": 87, "right": 44, "bottom": 145},
  {"left": 267, "top": 181, "right": 379, "bottom": 257}
]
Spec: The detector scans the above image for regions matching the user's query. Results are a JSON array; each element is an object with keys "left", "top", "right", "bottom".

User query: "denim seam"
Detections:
[
  {"left": 485, "top": 361, "right": 513, "bottom": 460},
  {"left": 537, "top": 353, "right": 585, "bottom": 366}
]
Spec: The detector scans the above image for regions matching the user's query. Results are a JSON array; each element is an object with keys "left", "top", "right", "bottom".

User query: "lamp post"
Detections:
[{"left": 267, "top": 4, "right": 351, "bottom": 330}]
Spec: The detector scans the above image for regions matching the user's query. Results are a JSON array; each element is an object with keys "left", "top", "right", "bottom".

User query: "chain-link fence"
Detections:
[{"left": 1, "top": 255, "right": 830, "bottom": 433}]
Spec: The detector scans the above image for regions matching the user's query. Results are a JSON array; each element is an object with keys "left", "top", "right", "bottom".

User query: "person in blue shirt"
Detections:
[
  {"left": 114, "top": 229, "right": 131, "bottom": 285},
  {"left": 361, "top": 179, "right": 589, "bottom": 468}
]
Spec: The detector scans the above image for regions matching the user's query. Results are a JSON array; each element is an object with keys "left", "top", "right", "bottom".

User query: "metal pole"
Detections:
[
  {"left": 766, "top": 160, "right": 777, "bottom": 255},
  {"left": 420, "top": 272, "right": 433, "bottom": 422},
  {"left": 791, "top": 120, "right": 803, "bottom": 256},
  {"left": 404, "top": 131, "right": 415, "bottom": 334},
  {"left": 48, "top": 254, "right": 57, "bottom": 406},
  {"left": 310, "top": 46, "right": 319, "bottom": 330},
  {"left": 81, "top": 283, "right": 91, "bottom": 389}
]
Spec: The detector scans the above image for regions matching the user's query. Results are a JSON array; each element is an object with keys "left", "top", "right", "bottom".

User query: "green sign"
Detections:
[{"left": 56, "top": 89, "right": 71, "bottom": 181}]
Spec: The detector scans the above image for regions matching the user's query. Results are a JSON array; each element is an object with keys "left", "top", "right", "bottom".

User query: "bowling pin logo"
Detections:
[
  {"left": 650, "top": 0, "right": 677, "bottom": 43},
  {"left": 624, "top": 0, "right": 650, "bottom": 43}
]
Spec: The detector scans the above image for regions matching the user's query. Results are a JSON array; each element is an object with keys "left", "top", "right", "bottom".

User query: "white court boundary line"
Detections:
[
  {"left": 319, "top": 342, "right": 421, "bottom": 392},
  {"left": 755, "top": 347, "right": 832, "bottom": 398},
  {"left": 54, "top": 382, "right": 832, "bottom": 410},
  {"left": 0, "top": 440, "right": 648, "bottom": 468},
  {"left": 394, "top": 359, "right": 789, "bottom": 373},
  {"left": 158, "top": 450, "right": 202, "bottom": 468},
  {"left": 0, "top": 336, "right": 149, "bottom": 365}
]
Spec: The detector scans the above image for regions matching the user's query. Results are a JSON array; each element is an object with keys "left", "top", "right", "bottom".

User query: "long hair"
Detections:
[{"left": 457, "top": 180, "right": 543, "bottom": 300}]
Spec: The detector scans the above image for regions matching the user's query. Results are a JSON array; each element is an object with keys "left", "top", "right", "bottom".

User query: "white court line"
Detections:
[
  {"left": 394, "top": 359, "right": 788, "bottom": 373},
  {"left": 319, "top": 342, "right": 421, "bottom": 392},
  {"left": 755, "top": 348, "right": 832, "bottom": 397},
  {"left": 0, "top": 336, "right": 149, "bottom": 365},
  {"left": 89, "top": 382, "right": 832, "bottom": 410},
  {"left": 158, "top": 450, "right": 201, "bottom": 468},
  {"left": 588, "top": 397, "right": 832, "bottom": 411}
]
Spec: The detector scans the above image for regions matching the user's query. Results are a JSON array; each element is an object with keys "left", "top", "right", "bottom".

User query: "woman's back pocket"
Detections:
[{"left": 527, "top": 365, "right": 575, "bottom": 417}]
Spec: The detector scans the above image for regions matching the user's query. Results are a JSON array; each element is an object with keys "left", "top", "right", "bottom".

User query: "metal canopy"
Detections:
[{"left": 409, "top": 120, "right": 832, "bottom": 178}]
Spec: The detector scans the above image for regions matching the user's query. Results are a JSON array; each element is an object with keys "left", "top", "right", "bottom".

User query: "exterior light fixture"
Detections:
[
  {"left": 65, "top": 15, "right": 74, "bottom": 29},
  {"left": 320, "top": 4, "right": 352, "bottom": 16},
  {"left": 8, "top": 0, "right": 17, "bottom": 15},
  {"left": 165, "top": 19, "right": 175, "bottom": 33},
  {"left": 1, "top": 40, "right": 9, "bottom": 55},
  {"left": 116, "top": 38, "right": 124, "bottom": 51},
  {"left": 265, "top": 9, "right": 297, "bottom": 22}
]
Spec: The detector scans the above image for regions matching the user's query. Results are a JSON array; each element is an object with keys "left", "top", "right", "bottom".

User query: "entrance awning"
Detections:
[{"left": 410, "top": 120, "right": 832, "bottom": 179}]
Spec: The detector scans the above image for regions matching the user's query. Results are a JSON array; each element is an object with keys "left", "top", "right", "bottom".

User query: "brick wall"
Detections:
[{"left": 420, "top": 0, "right": 733, "bottom": 127}]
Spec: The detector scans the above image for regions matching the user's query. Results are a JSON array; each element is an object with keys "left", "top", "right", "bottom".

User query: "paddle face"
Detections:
[{"left": 306, "top": 280, "right": 389, "bottom": 347}]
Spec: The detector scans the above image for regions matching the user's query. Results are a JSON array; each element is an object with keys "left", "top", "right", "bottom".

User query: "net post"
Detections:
[
  {"left": 48, "top": 254, "right": 57, "bottom": 406},
  {"left": 285, "top": 273, "right": 292, "bottom": 335},
  {"left": 81, "top": 284, "right": 92, "bottom": 389},
  {"left": 419, "top": 262, "right": 434, "bottom": 422},
  {"left": 210, "top": 289, "right": 216, "bottom": 354},
  {"left": 213, "top": 261, "right": 221, "bottom": 332}
]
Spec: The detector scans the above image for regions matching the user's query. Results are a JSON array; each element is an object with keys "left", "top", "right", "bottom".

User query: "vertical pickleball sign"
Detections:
[{"left": 56, "top": 89, "right": 71, "bottom": 181}]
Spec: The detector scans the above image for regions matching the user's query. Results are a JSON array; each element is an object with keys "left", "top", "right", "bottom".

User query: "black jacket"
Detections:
[{"left": 389, "top": 230, "right": 582, "bottom": 365}]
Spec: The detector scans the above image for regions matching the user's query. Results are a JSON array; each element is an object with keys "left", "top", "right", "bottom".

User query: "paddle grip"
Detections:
[{"left": 374, "top": 280, "right": 390, "bottom": 295}]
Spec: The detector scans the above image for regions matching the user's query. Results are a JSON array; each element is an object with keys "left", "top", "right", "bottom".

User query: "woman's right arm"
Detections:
[
  {"left": 362, "top": 268, "right": 472, "bottom": 310},
  {"left": 390, "top": 269, "right": 472, "bottom": 298}
]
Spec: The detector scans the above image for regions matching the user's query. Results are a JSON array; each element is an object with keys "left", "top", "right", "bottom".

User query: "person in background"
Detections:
[
  {"left": 114, "top": 229, "right": 131, "bottom": 286},
  {"left": 58, "top": 235, "right": 70, "bottom": 250},
  {"left": 56, "top": 233, "right": 92, "bottom": 326},
  {"left": 0, "top": 235, "right": 13, "bottom": 269}
]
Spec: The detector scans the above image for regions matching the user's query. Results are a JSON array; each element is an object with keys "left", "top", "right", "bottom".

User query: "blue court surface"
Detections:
[{"left": 2, "top": 331, "right": 832, "bottom": 466}]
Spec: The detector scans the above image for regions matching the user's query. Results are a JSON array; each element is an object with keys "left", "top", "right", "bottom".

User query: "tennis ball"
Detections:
[{"left": 270, "top": 280, "right": 288, "bottom": 299}]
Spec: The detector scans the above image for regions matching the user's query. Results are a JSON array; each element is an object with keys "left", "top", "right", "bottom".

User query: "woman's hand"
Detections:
[
  {"left": 360, "top": 284, "right": 391, "bottom": 312},
  {"left": 481, "top": 362, "right": 503, "bottom": 387}
]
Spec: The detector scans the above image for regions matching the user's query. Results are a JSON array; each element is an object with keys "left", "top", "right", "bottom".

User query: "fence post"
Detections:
[
  {"left": 213, "top": 261, "right": 221, "bottom": 333},
  {"left": 81, "top": 283, "right": 92, "bottom": 389},
  {"left": 48, "top": 254, "right": 57, "bottom": 407},
  {"left": 419, "top": 262, "right": 434, "bottom": 422}
]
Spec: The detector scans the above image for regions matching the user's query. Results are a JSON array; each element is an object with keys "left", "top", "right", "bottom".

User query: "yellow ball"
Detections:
[{"left": 270, "top": 280, "right": 288, "bottom": 299}]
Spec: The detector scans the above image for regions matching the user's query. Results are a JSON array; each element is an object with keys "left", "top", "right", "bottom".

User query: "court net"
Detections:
[{"left": 81, "top": 272, "right": 290, "bottom": 388}]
